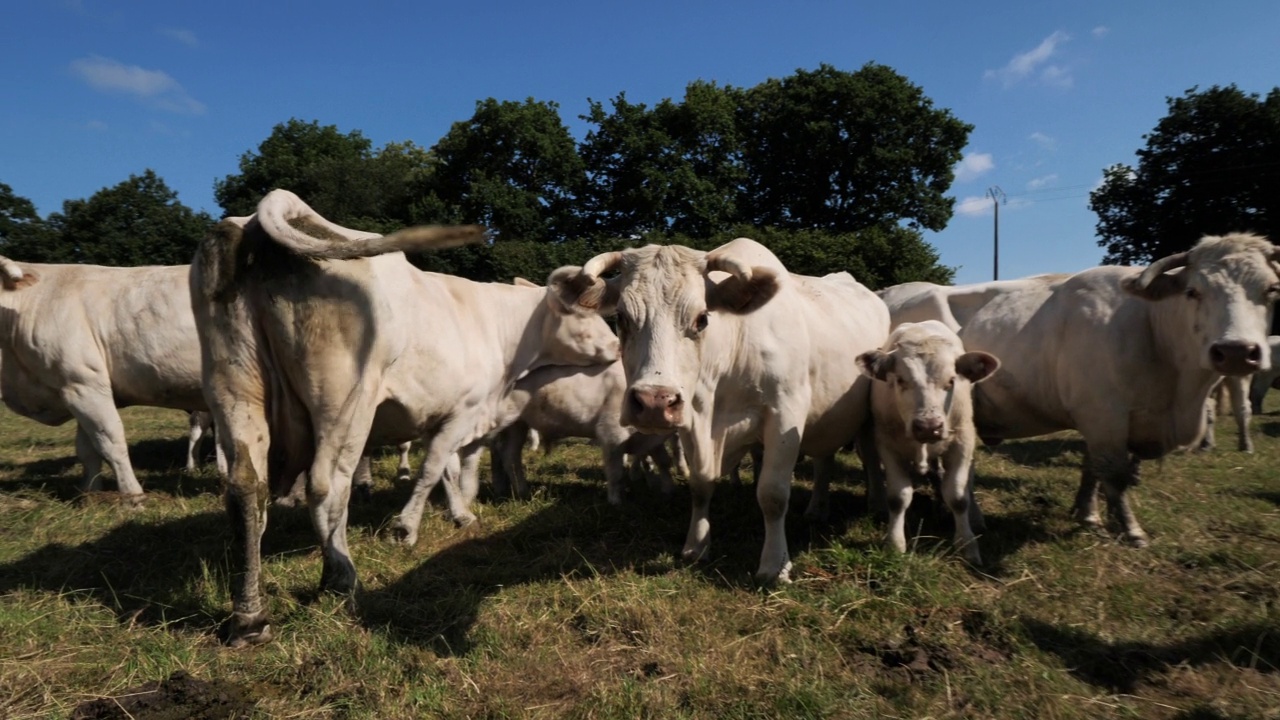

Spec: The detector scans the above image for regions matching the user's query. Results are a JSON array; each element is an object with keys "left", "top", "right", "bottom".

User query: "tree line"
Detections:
[{"left": 2, "top": 65, "right": 1277, "bottom": 287}]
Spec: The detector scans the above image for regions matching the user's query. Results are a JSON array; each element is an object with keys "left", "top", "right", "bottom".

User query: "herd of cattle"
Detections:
[{"left": 2, "top": 188, "right": 1278, "bottom": 646}]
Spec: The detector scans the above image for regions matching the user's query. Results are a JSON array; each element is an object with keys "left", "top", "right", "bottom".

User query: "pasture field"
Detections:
[{"left": 1, "top": 404, "right": 1279, "bottom": 719}]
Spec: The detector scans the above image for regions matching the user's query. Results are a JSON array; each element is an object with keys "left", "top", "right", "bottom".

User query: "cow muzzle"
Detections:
[
  {"left": 1210, "top": 341, "right": 1262, "bottom": 376},
  {"left": 911, "top": 417, "right": 946, "bottom": 444},
  {"left": 626, "top": 384, "right": 684, "bottom": 431}
]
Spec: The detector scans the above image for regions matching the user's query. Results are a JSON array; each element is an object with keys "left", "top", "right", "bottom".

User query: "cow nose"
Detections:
[
  {"left": 627, "top": 385, "right": 684, "bottom": 430},
  {"left": 1210, "top": 341, "right": 1262, "bottom": 375},
  {"left": 911, "top": 417, "right": 945, "bottom": 443}
]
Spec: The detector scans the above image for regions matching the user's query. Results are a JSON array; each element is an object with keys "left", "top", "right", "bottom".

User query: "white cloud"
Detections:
[
  {"left": 1092, "top": 26, "right": 1109, "bottom": 39},
  {"left": 954, "top": 152, "right": 995, "bottom": 183},
  {"left": 1029, "top": 131, "right": 1056, "bottom": 150},
  {"left": 985, "top": 31, "right": 1072, "bottom": 88},
  {"left": 160, "top": 27, "right": 199, "bottom": 48},
  {"left": 1027, "top": 174, "right": 1058, "bottom": 190},
  {"left": 955, "top": 195, "right": 993, "bottom": 217},
  {"left": 70, "top": 55, "right": 205, "bottom": 114}
]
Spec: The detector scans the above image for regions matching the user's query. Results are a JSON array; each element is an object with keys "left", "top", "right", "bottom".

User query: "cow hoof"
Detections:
[
  {"left": 1073, "top": 509, "right": 1103, "bottom": 528},
  {"left": 451, "top": 512, "right": 478, "bottom": 529},
  {"left": 1123, "top": 531, "right": 1150, "bottom": 548},
  {"left": 320, "top": 562, "right": 359, "bottom": 595},
  {"left": 389, "top": 519, "right": 419, "bottom": 547},
  {"left": 681, "top": 540, "right": 710, "bottom": 564},
  {"left": 273, "top": 494, "right": 302, "bottom": 509},
  {"left": 123, "top": 493, "right": 145, "bottom": 509},
  {"left": 225, "top": 612, "right": 273, "bottom": 648},
  {"left": 754, "top": 561, "right": 793, "bottom": 586}
]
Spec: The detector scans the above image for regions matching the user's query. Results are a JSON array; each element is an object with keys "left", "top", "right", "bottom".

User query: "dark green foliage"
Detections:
[
  {"left": 736, "top": 63, "right": 971, "bottom": 233},
  {"left": 1091, "top": 85, "right": 1280, "bottom": 264},
  {"left": 0, "top": 183, "right": 57, "bottom": 262},
  {"left": 214, "top": 119, "right": 426, "bottom": 231},
  {"left": 42, "top": 171, "right": 212, "bottom": 266},
  {"left": 414, "top": 98, "right": 586, "bottom": 243}
]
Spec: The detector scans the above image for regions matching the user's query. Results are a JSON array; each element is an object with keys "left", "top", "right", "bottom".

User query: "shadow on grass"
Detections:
[
  {"left": 0, "top": 505, "right": 322, "bottom": 633},
  {"left": 1022, "top": 617, "right": 1280, "bottom": 693},
  {"left": 356, "top": 456, "right": 875, "bottom": 656}
]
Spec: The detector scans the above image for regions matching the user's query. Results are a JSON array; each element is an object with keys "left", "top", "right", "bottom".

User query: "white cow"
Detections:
[
  {"left": 878, "top": 233, "right": 1279, "bottom": 546},
  {"left": 1199, "top": 376, "right": 1252, "bottom": 453},
  {"left": 548, "top": 238, "right": 890, "bottom": 584},
  {"left": 857, "top": 321, "right": 999, "bottom": 564},
  {"left": 1248, "top": 336, "right": 1280, "bottom": 413},
  {"left": 191, "top": 190, "right": 618, "bottom": 646},
  {"left": 0, "top": 257, "right": 207, "bottom": 497},
  {"left": 185, "top": 411, "right": 227, "bottom": 474},
  {"left": 489, "top": 361, "right": 675, "bottom": 505}
]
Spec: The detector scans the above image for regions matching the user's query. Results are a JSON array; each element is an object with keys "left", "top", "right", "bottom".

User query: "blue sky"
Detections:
[{"left": 3, "top": 1, "right": 1278, "bottom": 284}]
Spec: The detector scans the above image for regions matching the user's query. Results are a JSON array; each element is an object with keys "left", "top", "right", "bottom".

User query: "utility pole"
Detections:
[{"left": 987, "top": 186, "right": 1006, "bottom": 280}]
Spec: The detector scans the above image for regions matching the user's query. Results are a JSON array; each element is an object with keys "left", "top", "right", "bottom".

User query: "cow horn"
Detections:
[
  {"left": 704, "top": 253, "right": 753, "bottom": 282},
  {"left": 582, "top": 251, "right": 623, "bottom": 279},
  {"left": 1131, "top": 251, "right": 1190, "bottom": 290}
]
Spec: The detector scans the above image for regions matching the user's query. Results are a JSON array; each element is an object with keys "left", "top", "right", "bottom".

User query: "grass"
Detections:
[{"left": 1, "top": 404, "right": 1279, "bottom": 718}]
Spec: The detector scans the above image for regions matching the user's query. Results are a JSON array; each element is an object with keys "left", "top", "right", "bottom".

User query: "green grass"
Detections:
[{"left": 2, "top": 404, "right": 1280, "bottom": 718}]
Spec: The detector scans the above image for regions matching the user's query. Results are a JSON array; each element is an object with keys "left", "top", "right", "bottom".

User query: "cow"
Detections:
[
  {"left": 488, "top": 361, "right": 676, "bottom": 505},
  {"left": 191, "top": 190, "right": 619, "bottom": 645},
  {"left": 1248, "top": 336, "right": 1280, "bottom": 413},
  {"left": 857, "top": 321, "right": 999, "bottom": 564},
  {"left": 877, "top": 233, "right": 1279, "bottom": 546},
  {"left": 1199, "top": 376, "right": 1252, "bottom": 453},
  {"left": 0, "top": 256, "right": 207, "bottom": 497},
  {"left": 547, "top": 238, "right": 890, "bottom": 584}
]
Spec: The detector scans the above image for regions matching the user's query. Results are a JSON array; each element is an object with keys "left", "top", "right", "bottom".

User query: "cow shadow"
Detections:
[
  {"left": 0, "top": 503, "right": 326, "bottom": 633},
  {"left": 356, "top": 456, "right": 877, "bottom": 656},
  {"left": 1021, "top": 617, "right": 1280, "bottom": 694},
  {"left": 980, "top": 436, "right": 1087, "bottom": 474}
]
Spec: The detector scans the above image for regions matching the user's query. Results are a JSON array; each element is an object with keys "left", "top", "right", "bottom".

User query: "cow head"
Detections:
[
  {"left": 548, "top": 238, "right": 783, "bottom": 432},
  {"left": 1123, "top": 233, "right": 1280, "bottom": 375},
  {"left": 535, "top": 283, "right": 621, "bottom": 367},
  {"left": 858, "top": 321, "right": 999, "bottom": 444}
]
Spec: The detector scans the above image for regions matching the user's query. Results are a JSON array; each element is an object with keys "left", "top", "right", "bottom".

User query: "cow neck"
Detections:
[
  {"left": 1147, "top": 297, "right": 1222, "bottom": 405},
  {"left": 486, "top": 283, "right": 553, "bottom": 382}
]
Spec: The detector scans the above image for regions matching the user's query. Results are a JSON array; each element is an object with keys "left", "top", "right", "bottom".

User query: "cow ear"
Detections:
[
  {"left": 706, "top": 267, "right": 780, "bottom": 314},
  {"left": 547, "top": 266, "right": 619, "bottom": 314},
  {"left": 955, "top": 351, "right": 999, "bottom": 383},
  {"left": 857, "top": 350, "right": 895, "bottom": 382},
  {"left": 1122, "top": 268, "right": 1187, "bottom": 300},
  {"left": 513, "top": 277, "right": 539, "bottom": 288}
]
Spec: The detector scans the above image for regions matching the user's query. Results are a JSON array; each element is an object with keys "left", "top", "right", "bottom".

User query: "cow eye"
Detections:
[
  {"left": 693, "top": 311, "right": 709, "bottom": 333},
  {"left": 1268, "top": 283, "right": 1280, "bottom": 298},
  {"left": 945, "top": 377, "right": 955, "bottom": 391},
  {"left": 1185, "top": 287, "right": 1201, "bottom": 300}
]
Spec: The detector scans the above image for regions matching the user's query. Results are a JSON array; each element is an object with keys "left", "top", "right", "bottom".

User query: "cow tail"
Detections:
[{"left": 254, "top": 189, "right": 485, "bottom": 261}]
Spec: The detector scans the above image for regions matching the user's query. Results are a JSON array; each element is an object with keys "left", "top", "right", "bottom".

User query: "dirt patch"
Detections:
[{"left": 70, "top": 671, "right": 256, "bottom": 720}]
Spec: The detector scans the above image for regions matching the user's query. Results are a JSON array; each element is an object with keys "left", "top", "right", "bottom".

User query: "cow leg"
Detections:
[
  {"left": 438, "top": 449, "right": 481, "bottom": 526},
  {"left": 186, "top": 412, "right": 206, "bottom": 472},
  {"left": 641, "top": 437, "right": 675, "bottom": 497},
  {"left": 1088, "top": 445, "right": 1148, "bottom": 546},
  {"left": 392, "top": 424, "right": 473, "bottom": 546},
  {"left": 306, "top": 386, "right": 382, "bottom": 595},
  {"left": 1227, "top": 375, "right": 1253, "bottom": 453},
  {"left": 604, "top": 444, "right": 628, "bottom": 506},
  {"left": 754, "top": 414, "right": 804, "bottom": 585},
  {"left": 1249, "top": 372, "right": 1271, "bottom": 415},
  {"left": 804, "top": 454, "right": 836, "bottom": 523},
  {"left": 351, "top": 455, "right": 373, "bottom": 503},
  {"left": 396, "top": 441, "right": 413, "bottom": 480},
  {"left": 75, "top": 425, "right": 105, "bottom": 493},
  {"left": 1198, "top": 390, "right": 1217, "bottom": 452},
  {"left": 489, "top": 431, "right": 513, "bottom": 499},
  {"left": 1072, "top": 449, "right": 1103, "bottom": 528},
  {"left": 669, "top": 435, "right": 690, "bottom": 478},
  {"left": 966, "top": 465, "right": 986, "bottom": 533},
  {"left": 681, "top": 470, "right": 716, "bottom": 565},
  {"left": 64, "top": 388, "right": 144, "bottom": 498},
  {"left": 941, "top": 445, "right": 981, "bottom": 565},
  {"left": 857, "top": 422, "right": 888, "bottom": 521},
  {"left": 215, "top": 402, "right": 274, "bottom": 647},
  {"left": 882, "top": 453, "right": 915, "bottom": 556},
  {"left": 504, "top": 424, "right": 532, "bottom": 501}
]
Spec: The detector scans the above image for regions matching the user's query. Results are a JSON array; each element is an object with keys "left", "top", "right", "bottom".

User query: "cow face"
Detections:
[
  {"left": 548, "top": 239, "right": 782, "bottom": 433},
  {"left": 1123, "top": 234, "right": 1280, "bottom": 376},
  {"left": 858, "top": 322, "right": 999, "bottom": 444},
  {"left": 538, "top": 288, "right": 621, "bottom": 367}
]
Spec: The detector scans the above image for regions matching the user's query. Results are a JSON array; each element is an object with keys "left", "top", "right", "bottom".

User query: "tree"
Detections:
[
  {"left": 1091, "top": 85, "right": 1280, "bottom": 264},
  {"left": 736, "top": 63, "right": 971, "bottom": 233},
  {"left": 416, "top": 98, "right": 586, "bottom": 243},
  {"left": 46, "top": 170, "right": 213, "bottom": 266},
  {"left": 0, "top": 183, "right": 58, "bottom": 262},
  {"left": 579, "top": 81, "right": 744, "bottom": 238},
  {"left": 215, "top": 119, "right": 426, "bottom": 231}
]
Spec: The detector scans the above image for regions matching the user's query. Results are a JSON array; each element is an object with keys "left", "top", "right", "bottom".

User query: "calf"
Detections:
[{"left": 858, "top": 321, "right": 999, "bottom": 564}]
